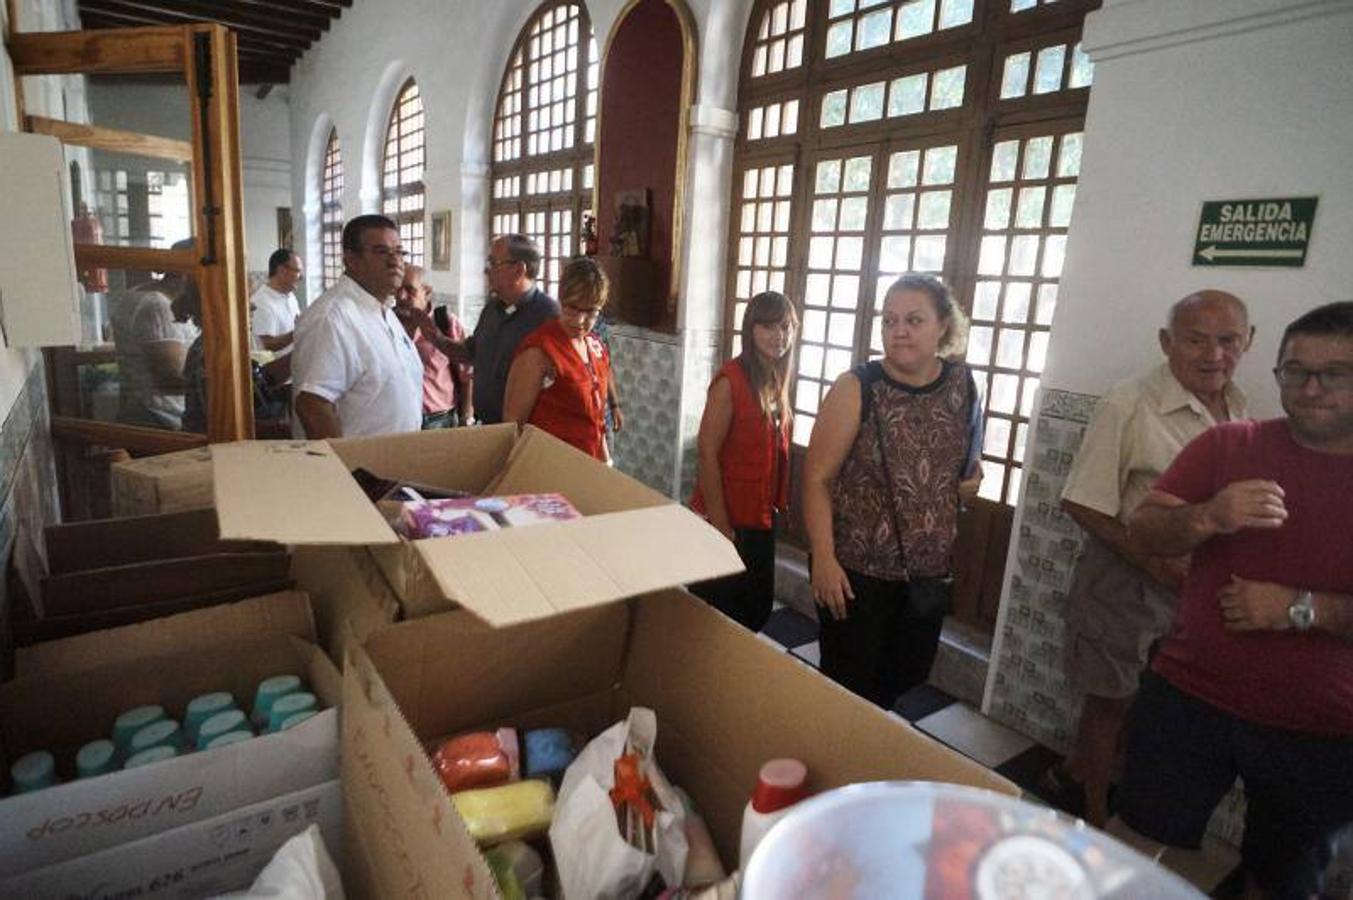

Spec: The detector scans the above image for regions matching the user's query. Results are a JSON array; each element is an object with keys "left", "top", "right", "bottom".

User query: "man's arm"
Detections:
[
  {"left": 294, "top": 390, "right": 342, "bottom": 439},
  {"left": 258, "top": 331, "right": 294, "bottom": 352},
  {"left": 1127, "top": 480, "right": 1287, "bottom": 556},
  {"left": 1218, "top": 576, "right": 1353, "bottom": 641},
  {"left": 1063, "top": 500, "right": 1188, "bottom": 591}
]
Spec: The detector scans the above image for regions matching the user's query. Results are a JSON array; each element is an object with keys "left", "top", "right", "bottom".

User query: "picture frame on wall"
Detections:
[
  {"left": 276, "top": 207, "right": 293, "bottom": 250},
  {"left": 431, "top": 210, "right": 452, "bottom": 271}
]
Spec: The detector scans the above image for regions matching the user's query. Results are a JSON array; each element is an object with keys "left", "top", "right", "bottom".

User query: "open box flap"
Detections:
[
  {"left": 412, "top": 505, "right": 745, "bottom": 627},
  {"left": 212, "top": 441, "right": 398, "bottom": 545}
]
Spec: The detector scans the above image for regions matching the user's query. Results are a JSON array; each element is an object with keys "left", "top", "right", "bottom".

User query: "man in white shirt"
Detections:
[
  {"left": 1050, "top": 290, "right": 1253, "bottom": 826},
  {"left": 250, "top": 249, "right": 304, "bottom": 354},
  {"left": 291, "top": 215, "right": 423, "bottom": 438}
]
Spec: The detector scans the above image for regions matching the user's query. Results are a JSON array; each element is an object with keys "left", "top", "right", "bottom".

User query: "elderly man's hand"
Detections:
[{"left": 1218, "top": 575, "right": 1294, "bottom": 631}]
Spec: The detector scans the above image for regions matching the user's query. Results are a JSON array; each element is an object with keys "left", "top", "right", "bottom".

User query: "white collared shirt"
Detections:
[
  {"left": 1062, "top": 362, "right": 1249, "bottom": 521},
  {"left": 249, "top": 283, "right": 301, "bottom": 355},
  {"left": 292, "top": 274, "right": 423, "bottom": 437}
]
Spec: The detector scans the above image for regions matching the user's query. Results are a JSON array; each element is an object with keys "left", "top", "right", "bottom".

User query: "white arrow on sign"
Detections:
[{"left": 1197, "top": 245, "right": 1305, "bottom": 262}]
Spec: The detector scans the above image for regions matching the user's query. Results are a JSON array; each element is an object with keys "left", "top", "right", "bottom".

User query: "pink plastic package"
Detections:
[{"left": 397, "top": 493, "right": 582, "bottom": 540}]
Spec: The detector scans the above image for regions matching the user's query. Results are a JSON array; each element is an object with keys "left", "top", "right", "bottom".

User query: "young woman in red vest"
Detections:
[
  {"left": 504, "top": 258, "right": 612, "bottom": 461},
  {"left": 690, "top": 291, "right": 799, "bottom": 632}
]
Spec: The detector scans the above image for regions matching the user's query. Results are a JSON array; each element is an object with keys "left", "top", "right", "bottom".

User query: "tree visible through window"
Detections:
[
  {"left": 731, "top": 0, "right": 1098, "bottom": 505},
  {"left": 382, "top": 78, "right": 426, "bottom": 266},
  {"left": 321, "top": 128, "right": 344, "bottom": 290},
  {"left": 489, "top": 1, "right": 598, "bottom": 299}
]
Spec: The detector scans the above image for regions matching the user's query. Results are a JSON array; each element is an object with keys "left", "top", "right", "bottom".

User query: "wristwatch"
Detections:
[{"left": 1288, "top": 589, "right": 1316, "bottom": 632}]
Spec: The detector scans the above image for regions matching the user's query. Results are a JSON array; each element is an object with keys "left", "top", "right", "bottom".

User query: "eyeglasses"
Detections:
[
  {"left": 562, "top": 304, "right": 603, "bottom": 322},
  {"left": 484, "top": 257, "right": 517, "bottom": 270},
  {"left": 1273, "top": 364, "right": 1353, "bottom": 392}
]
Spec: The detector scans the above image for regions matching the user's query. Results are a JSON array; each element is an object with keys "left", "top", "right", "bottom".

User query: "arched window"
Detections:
[
  {"left": 730, "top": 0, "right": 1098, "bottom": 506},
  {"left": 489, "top": 2, "right": 599, "bottom": 298},
  {"left": 382, "top": 78, "right": 426, "bottom": 266},
  {"left": 320, "top": 127, "right": 344, "bottom": 290}
]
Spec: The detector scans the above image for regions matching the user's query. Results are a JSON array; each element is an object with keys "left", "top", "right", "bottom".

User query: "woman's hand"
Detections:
[{"left": 812, "top": 554, "right": 854, "bottom": 621}]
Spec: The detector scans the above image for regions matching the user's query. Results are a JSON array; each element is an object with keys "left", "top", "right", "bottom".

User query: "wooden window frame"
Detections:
[
  {"left": 320, "top": 127, "right": 344, "bottom": 290},
  {"left": 728, "top": 0, "right": 1099, "bottom": 629},
  {"left": 381, "top": 78, "right": 426, "bottom": 266},
  {"left": 489, "top": 1, "right": 598, "bottom": 300}
]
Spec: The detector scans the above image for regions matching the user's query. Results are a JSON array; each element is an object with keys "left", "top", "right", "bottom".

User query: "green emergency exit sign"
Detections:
[{"left": 1193, "top": 197, "right": 1317, "bottom": 267}]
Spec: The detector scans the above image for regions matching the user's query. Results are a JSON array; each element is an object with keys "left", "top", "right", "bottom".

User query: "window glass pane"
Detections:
[
  {"left": 888, "top": 151, "right": 920, "bottom": 188},
  {"left": 938, "top": 0, "right": 973, "bottom": 28},
  {"left": 857, "top": 8, "right": 892, "bottom": 50},
  {"left": 985, "top": 188, "right": 1012, "bottom": 229},
  {"left": 884, "top": 193, "right": 915, "bottom": 229},
  {"left": 922, "top": 146, "right": 957, "bottom": 184},
  {"left": 1049, "top": 184, "right": 1076, "bottom": 227},
  {"left": 1001, "top": 52, "right": 1030, "bottom": 99},
  {"left": 812, "top": 198, "right": 839, "bottom": 232},
  {"left": 839, "top": 196, "right": 869, "bottom": 231},
  {"left": 1022, "top": 136, "right": 1054, "bottom": 179},
  {"left": 825, "top": 20, "right": 854, "bottom": 57},
  {"left": 843, "top": 156, "right": 873, "bottom": 192},
  {"left": 849, "top": 82, "right": 886, "bottom": 122},
  {"left": 1033, "top": 44, "right": 1066, "bottom": 94},
  {"left": 896, "top": 0, "right": 935, "bottom": 40},
  {"left": 1003, "top": 282, "right": 1032, "bottom": 323},
  {"left": 889, "top": 73, "right": 928, "bottom": 116},
  {"left": 816, "top": 159, "right": 842, "bottom": 193},
  {"left": 930, "top": 66, "right": 966, "bottom": 109},
  {"left": 990, "top": 140, "right": 1020, "bottom": 182},
  {"left": 916, "top": 190, "right": 952, "bottom": 228},
  {"left": 1057, "top": 132, "right": 1084, "bottom": 177},
  {"left": 821, "top": 90, "right": 848, "bottom": 128},
  {"left": 973, "top": 282, "right": 1000, "bottom": 320},
  {"left": 1015, "top": 186, "right": 1046, "bottom": 227},
  {"left": 1069, "top": 42, "right": 1094, "bottom": 88}
]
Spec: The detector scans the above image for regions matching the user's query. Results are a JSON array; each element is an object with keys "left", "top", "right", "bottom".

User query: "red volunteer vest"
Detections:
[
  {"left": 691, "top": 359, "right": 790, "bottom": 530},
  {"left": 516, "top": 319, "right": 611, "bottom": 461}
]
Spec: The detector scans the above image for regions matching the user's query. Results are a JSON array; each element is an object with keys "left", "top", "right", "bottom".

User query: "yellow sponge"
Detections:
[{"left": 452, "top": 779, "right": 556, "bottom": 844}]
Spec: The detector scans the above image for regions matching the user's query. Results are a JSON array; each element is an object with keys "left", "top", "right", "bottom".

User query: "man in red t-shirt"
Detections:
[{"left": 1122, "top": 302, "right": 1353, "bottom": 899}]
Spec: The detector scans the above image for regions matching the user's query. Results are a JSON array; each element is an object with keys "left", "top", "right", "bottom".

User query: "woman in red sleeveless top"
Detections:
[
  {"left": 690, "top": 291, "right": 798, "bottom": 631},
  {"left": 503, "top": 258, "right": 612, "bottom": 461}
]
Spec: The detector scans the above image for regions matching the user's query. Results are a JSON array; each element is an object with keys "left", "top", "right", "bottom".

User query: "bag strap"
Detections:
[{"left": 861, "top": 366, "right": 911, "bottom": 580}]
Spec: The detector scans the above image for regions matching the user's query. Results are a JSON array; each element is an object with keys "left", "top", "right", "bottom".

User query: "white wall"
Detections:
[{"left": 1043, "top": 0, "right": 1353, "bottom": 417}]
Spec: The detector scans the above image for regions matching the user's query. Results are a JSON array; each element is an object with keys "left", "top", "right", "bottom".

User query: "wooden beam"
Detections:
[
  {"left": 50, "top": 416, "right": 209, "bottom": 454},
  {"left": 7, "top": 26, "right": 185, "bottom": 75},
  {"left": 73, "top": 243, "right": 198, "bottom": 273},
  {"left": 238, "top": 63, "right": 292, "bottom": 85},
  {"left": 80, "top": 0, "right": 314, "bottom": 49},
  {"left": 27, "top": 115, "right": 193, "bottom": 163}
]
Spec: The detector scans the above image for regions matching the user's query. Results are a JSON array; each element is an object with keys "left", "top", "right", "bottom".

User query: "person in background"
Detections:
[
  {"left": 291, "top": 214, "right": 423, "bottom": 439},
  {"left": 1049, "top": 291, "right": 1252, "bottom": 827},
  {"left": 394, "top": 264, "right": 474, "bottom": 429},
  {"left": 415, "top": 235, "right": 559, "bottom": 425},
  {"left": 689, "top": 290, "right": 798, "bottom": 632},
  {"left": 108, "top": 238, "right": 198, "bottom": 429},
  {"left": 502, "top": 257, "right": 611, "bottom": 461},
  {"left": 802, "top": 274, "right": 982, "bottom": 710},
  {"left": 251, "top": 249, "right": 303, "bottom": 354},
  {"left": 1121, "top": 301, "right": 1353, "bottom": 900}
]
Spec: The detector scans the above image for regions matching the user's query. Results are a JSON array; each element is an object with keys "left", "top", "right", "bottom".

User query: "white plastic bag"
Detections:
[
  {"left": 211, "top": 824, "right": 345, "bottom": 899},
  {"left": 549, "top": 707, "right": 689, "bottom": 899}
]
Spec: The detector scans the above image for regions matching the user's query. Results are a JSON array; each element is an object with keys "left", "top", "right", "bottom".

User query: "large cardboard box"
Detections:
[
  {"left": 213, "top": 425, "right": 744, "bottom": 634},
  {"left": 342, "top": 589, "right": 1018, "bottom": 897},
  {"left": 0, "top": 591, "right": 341, "bottom": 877},
  {"left": 0, "top": 779, "right": 342, "bottom": 899},
  {"left": 111, "top": 447, "right": 215, "bottom": 517}
]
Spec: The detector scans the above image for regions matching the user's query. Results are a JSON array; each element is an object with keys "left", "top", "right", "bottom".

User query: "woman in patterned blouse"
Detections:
[{"left": 802, "top": 274, "right": 983, "bottom": 709}]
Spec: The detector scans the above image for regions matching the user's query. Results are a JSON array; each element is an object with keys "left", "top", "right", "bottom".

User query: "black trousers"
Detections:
[
  {"left": 816, "top": 566, "right": 945, "bottom": 710},
  {"left": 690, "top": 527, "right": 776, "bottom": 633}
]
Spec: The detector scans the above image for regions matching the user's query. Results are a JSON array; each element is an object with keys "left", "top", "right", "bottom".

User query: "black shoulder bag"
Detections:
[{"left": 861, "top": 363, "right": 953, "bottom": 620}]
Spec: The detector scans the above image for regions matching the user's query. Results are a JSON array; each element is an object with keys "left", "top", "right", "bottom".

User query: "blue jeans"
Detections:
[{"left": 421, "top": 410, "right": 458, "bottom": 430}]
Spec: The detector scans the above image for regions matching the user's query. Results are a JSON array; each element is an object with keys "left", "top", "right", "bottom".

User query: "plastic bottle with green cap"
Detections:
[
  {"left": 124, "top": 745, "right": 178, "bottom": 769},
  {"left": 76, "top": 740, "right": 117, "bottom": 779},
  {"left": 197, "top": 709, "right": 252, "bottom": 750},
  {"left": 128, "top": 719, "right": 183, "bottom": 756},
  {"left": 204, "top": 730, "right": 254, "bottom": 751},
  {"left": 184, "top": 692, "right": 235, "bottom": 745},
  {"left": 10, "top": 751, "right": 56, "bottom": 794},
  {"left": 267, "top": 692, "right": 317, "bottom": 732},
  {"left": 250, "top": 675, "right": 302, "bottom": 728},
  {"left": 113, "top": 705, "right": 166, "bottom": 752}
]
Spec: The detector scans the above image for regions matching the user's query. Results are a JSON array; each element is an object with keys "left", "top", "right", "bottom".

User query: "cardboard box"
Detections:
[
  {"left": 0, "top": 591, "right": 341, "bottom": 877},
  {"left": 111, "top": 446, "right": 214, "bottom": 517},
  {"left": 0, "top": 779, "right": 342, "bottom": 899},
  {"left": 44, "top": 508, "right": 279, "bottom": 575},
  {"left": 342, "top": 589, "right": 1018, "bottom": 897},
  {"left": 213, "top": 425, "right": 744, "bottom": 627}
]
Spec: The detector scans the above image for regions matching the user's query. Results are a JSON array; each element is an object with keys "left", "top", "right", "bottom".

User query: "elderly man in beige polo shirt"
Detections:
[{"left": 1048, "top": 290, "right": 1253, "bottom": 827}]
